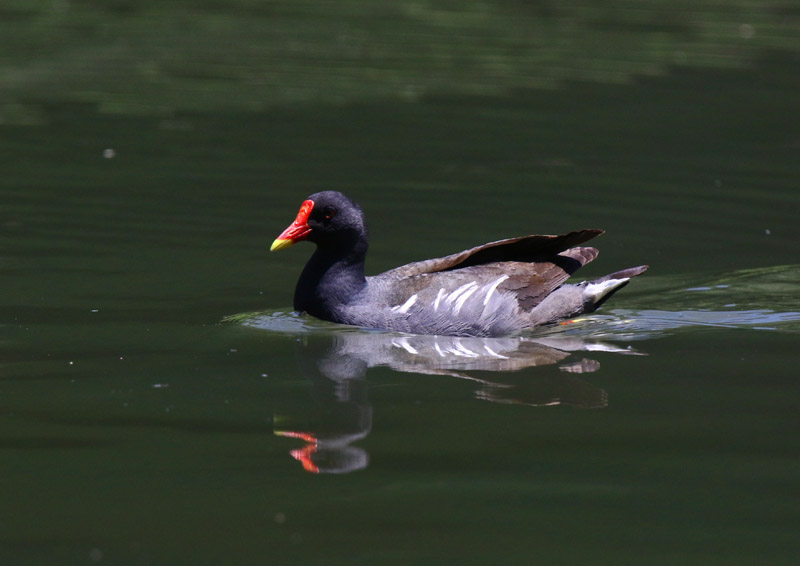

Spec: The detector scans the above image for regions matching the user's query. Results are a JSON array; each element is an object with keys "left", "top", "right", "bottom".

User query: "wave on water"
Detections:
[
  {"left": 224, "top": 265, "right": 800, "bottom": 339},
  {"left": 542, "top": 264, "right": 800, "bottom": 339},
  {"left": 222, "top": 309, "right": 345, "bottom": 334}
]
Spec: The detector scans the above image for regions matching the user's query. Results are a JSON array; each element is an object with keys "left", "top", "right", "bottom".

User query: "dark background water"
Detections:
[{"left": 2, "top": 2, "right": 799, "bottom": 564}]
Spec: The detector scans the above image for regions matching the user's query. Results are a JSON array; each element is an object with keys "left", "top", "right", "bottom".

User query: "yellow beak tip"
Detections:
[{"left": 270, "top": 238, "right": 294, "bottom": 252}]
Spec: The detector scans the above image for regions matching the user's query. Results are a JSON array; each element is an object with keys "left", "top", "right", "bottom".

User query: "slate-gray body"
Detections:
[{"left": 282, "top": 191, "right": 647, "bottom": 337}]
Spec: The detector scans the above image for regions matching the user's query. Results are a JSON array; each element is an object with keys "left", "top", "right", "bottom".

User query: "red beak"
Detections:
[{"left": 270, "top": 199, "right": 314, "bottom": 251}]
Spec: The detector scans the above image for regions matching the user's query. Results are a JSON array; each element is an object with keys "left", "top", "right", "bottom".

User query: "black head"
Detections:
[{"left": 271, "top": 191, "right": 367, "bottom": 252}]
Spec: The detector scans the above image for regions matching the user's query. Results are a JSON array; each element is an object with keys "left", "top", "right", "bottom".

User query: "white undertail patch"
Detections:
[{"left": 584, "top": 279, "right": 628, "bottom": 303}]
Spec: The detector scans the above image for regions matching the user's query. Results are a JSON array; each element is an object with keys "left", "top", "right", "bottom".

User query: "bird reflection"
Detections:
[{"left": 275, "top": 330, "right": 642, "bottom": 474}]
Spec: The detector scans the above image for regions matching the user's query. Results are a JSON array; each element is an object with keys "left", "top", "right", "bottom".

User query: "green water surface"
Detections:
[{"left": 2, "top": 2, "right": 799, "bottom": 565}]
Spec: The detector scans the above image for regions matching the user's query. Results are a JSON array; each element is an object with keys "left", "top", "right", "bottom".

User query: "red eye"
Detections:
[{"left": 323, "top": 206, "right": 337, "bottom": 220}]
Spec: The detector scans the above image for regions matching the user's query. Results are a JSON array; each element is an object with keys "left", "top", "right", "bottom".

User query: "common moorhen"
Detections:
[{"left": 271, "top": 191, "right": 647, "bottom": 337}]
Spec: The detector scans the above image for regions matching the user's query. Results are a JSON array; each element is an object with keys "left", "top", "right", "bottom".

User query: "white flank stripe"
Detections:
[
  {"left": 433, "top": 288, "right": 447, "bottom": 312},
  {"left": 483, "top": 344, "right": 510, "bottom": 359},
  {"left": 446, "top": 282, "right": 478, "bottom": 306},
  {"left": 453, "top": 340, "right": 479, "bottom": 358},
  {"left": 483, "top": 275, "right": 510, "bottom": 306},
  {"left": 393, "top": 337, "right": 419, "bottom": 355},
  {"left": 453, "top": 285, "right": 479, "bottom": 313},
  {"left": 391, "top": 294, "right": 418, "bottom": 314}
]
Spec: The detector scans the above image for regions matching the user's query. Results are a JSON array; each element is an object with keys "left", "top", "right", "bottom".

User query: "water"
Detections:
[{"left": 3, "top": 3, "right": 800, "bottom": 565}]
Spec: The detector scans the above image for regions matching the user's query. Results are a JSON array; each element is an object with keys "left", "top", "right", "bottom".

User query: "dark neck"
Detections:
[{"left": 294, "top": 239, "right": 368, "bottom": 320}]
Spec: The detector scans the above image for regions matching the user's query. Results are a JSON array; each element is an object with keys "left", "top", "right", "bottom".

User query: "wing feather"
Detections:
[{"left": 379, "top": 229, "right": 603, "bottom": 280}]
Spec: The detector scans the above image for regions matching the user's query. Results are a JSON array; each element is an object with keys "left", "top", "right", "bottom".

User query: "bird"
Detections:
[{"left": 270, "top": 191, "right": 647, "bottom": 337}]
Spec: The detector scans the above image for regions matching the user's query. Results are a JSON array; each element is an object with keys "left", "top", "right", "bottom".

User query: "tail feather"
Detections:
[{"left": 593, "top": 265, "right": 649, "bottom": 283}]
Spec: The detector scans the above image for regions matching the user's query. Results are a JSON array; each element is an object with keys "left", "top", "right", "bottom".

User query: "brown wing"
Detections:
[
  {"left": 498, "top": 246, "right": 600, "bottom": 310},
  {"left": 380, "top": 229, "right": 604, "bottom": 280}
]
